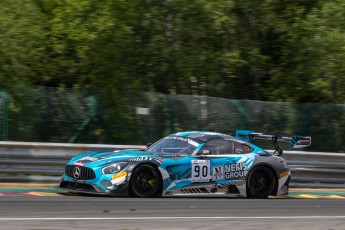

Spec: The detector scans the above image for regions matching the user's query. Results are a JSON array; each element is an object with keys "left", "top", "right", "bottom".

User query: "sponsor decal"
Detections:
[
  {"left": 224, "top": 163, "right": 248, "bottom": 179},
  {"left": 212, "top": 166, "right": 224, "bottom": 180},
  {"left": 280, "top": 171, "right": 289, "bottom": 178},
  {"left": 112, "top": 171, "right": 127, "bottom": 180},
  {"left": 128, "top": 157, "right": 164, "bottom": 164},
  {"left": 212, "top": 163, "right": 248, "bottom": 180},
  {"left": 111, "top": 171, "right": 127, "bottom": 185},
  {"left": 201, "top": 132, "right": 228, "bottom": 137},
  {"left": 74, "top": 162, "right": 85, "bottom": 166},
  {"left": 165, "top": 136, "right": 199, "bottom": 147}
]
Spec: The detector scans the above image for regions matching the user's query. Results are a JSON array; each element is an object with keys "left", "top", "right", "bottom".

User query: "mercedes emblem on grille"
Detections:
[{"left": 74, "top": 167, "right": 81, "bottom": 179}]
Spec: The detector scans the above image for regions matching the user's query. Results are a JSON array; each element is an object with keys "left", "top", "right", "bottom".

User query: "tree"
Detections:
[{"left": 0, "top": 0, "right": 47, "bottom": 87}]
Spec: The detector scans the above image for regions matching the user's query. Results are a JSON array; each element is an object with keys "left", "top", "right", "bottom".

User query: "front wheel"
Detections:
[
  {"left": 246, "top": 166, "right": 276, "bottom": 198},
  {"left": 129, "top": 164, "right": 161, "bottom": 198}
]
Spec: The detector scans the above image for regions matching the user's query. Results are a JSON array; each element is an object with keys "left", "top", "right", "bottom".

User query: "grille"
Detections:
[
  {"left": 65, "top": 165, "right": 96, "bottom": 180},
  {"left": 59, "top": 181, "right": 97, "bottom": 193}
]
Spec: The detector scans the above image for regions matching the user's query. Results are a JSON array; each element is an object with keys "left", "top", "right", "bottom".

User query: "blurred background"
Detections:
[{"left": 1, "top": 0, "right": 345, "bottom": 152}]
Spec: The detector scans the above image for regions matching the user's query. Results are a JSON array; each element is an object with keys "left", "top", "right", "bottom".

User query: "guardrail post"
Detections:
[{"left": 68, "top": 95, "right": 97, "bottom": 143}]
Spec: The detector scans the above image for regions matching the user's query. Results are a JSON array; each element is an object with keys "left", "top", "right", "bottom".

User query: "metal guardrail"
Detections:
[
  {"left": 0, "top": 141, "right": 145, "bottom": 183},
  {"left": 281, "top": 151, "right": 345, "bottom": 188},
  {"left": 0, "top": 142, "right": 344, "bottom": 188}
]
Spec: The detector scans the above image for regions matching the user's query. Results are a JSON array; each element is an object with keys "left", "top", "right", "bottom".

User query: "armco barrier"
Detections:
[
  {"left": 281, "top": 151, "right": 345, "bottom": 188},
  {"left": 0, "top": 141, "right": 145, "bottom": 183},
  {"left": 0, "top": 142, "right": 344, "bottom": 188}
]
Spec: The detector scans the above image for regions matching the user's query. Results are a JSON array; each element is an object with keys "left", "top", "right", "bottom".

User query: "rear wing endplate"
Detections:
[{"left": 236, "top": 130, "right": 311, "bottom": 156}]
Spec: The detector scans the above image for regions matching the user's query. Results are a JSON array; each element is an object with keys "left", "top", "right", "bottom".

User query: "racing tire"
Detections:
[
  {"left": 129, "top": 164, "right": 161, "bottom": 198},
  {"left": 246, "top": 165, "right": 276, "bottom": 199}
]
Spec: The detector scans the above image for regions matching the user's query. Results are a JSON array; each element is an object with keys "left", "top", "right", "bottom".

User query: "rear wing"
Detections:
[{"left": 235, "top": 130, "right": 311, "bottom": 156}]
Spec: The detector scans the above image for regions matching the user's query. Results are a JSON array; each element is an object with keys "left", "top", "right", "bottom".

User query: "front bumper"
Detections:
[{"left": 59, "top": 180, "right": 129, "bottom": 196}]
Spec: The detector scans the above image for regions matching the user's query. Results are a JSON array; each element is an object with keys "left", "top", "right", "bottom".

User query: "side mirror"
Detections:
[
  {"left": 198, "top": 149, "right": 211, "bottom": 155},
  {"left": 146, "top": 143, "right": 153, "bottom": 148}
]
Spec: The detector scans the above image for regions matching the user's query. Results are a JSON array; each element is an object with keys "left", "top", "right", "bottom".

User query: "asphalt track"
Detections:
[{"left": 1, "top": 189, "right": 345, "bottom": 230}]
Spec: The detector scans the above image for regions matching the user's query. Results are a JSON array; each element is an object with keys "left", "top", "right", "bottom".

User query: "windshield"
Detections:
[{"left": 146, "top": 138, "right": 198, "bottom": 155}]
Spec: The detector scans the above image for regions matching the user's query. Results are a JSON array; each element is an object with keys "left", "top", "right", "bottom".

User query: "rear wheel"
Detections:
[
  {"left": 246, "top": 166, "right": 276, "bottom": 198},
  {"left": 130, "top": 164, "right": 161, "bottom": 198}
]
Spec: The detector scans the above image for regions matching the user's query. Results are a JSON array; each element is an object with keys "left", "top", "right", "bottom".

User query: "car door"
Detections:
[{"left": 192, "top": 139, "right": 252, "bottom": 183}]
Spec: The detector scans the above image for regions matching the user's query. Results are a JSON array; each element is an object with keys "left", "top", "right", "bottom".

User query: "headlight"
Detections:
[{"left": 102, "top": 162, "right": 128, "bottom": 174}]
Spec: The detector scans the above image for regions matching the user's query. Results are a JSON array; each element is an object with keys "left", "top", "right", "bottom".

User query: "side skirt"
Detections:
[{"left": 162, "top": 182, "right": 247, "bottom": 197}]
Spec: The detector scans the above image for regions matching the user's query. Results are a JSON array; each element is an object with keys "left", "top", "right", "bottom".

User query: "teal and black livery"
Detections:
[{"left": 59, "top": 130, "right": 311, "bottom": 198}]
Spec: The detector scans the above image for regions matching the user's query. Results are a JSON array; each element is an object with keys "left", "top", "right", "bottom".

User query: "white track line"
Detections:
[{"left": 1, "top": 216, "right": 345, "bottom": 221}]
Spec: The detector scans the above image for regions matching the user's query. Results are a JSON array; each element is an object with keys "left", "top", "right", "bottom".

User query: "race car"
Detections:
[{"left": 59, "top": 130, "right": 311, "bottom": 198}]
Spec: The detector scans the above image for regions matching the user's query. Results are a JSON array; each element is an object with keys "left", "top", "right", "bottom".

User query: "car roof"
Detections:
[{"left": 170, "top": 131, "right": 236, "bottom": 143}]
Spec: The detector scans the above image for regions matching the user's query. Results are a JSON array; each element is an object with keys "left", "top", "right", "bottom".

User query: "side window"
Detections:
[
  {"left": 234, "top": 141, "right": 252, "bottom": 154},
  {"left": 201, "top": 139, "right": 234, "bottom": 155}
]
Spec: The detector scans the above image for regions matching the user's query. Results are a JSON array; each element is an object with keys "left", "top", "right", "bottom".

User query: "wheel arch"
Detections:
[
  {"left": 129, "top": 162, "right": 164, "bottom": 197},
  {"left": 247, "top": 163, "right": 279, "bottom": 196}
]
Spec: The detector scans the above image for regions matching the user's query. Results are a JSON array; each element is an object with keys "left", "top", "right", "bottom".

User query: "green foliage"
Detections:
[
  {"left": 2, "top": 0, "right": 345, "bottom": 102},
  {"left": 269, "top": 0, "right": 345, "bottom": 103},
  {"left": 2, "top": 0, "right": 345, "bottom": 149},
  {"left": 0, "top": 0, "right": 47, "bottom": 86}
]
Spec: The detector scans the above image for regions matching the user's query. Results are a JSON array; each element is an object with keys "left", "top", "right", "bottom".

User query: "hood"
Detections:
[{"left": 69, "top": 149, "right": 185, "bottom": 168}]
